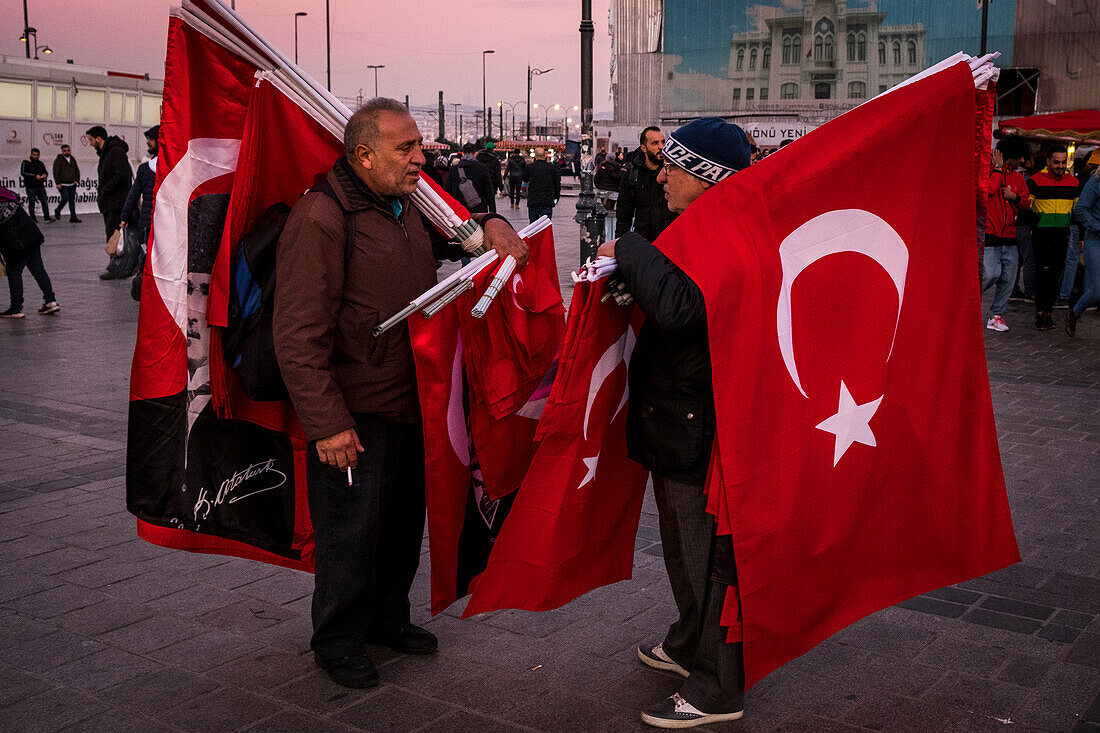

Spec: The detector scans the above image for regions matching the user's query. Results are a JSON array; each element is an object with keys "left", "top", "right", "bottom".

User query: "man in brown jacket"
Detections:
[{"left": 274, "top": 98, "right": 527, "bottom": 690}]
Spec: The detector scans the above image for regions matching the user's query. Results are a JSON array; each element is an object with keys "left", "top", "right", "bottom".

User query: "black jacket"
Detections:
[
  {"left": 52, "top": 153, "right": 80, "bottom": 186},
  {"left": 445, "top": 156, "right": 496, "bottom": 213},
  {"left": 505, "top": 154, "right": 526, "bottom": 179},
  {"left": 594, "top": 158, "right": 624, "bottom": 192},
  {"left": 615, "top": 232, "right": 714, "bottom": 484},
  {"left": 122, "top": 159, "right": 156, "bottom": 231},
  {"left": 523, "top": 160, "right": 561, "bottom": 209},
  {"left": 615, "top": 149, "right": 677, "bottom": 240},
  {"left": 95, "top": 136, "right": 133, "bottom": 215},
  {"left": 475, "top": 150, "right": 504, "bottom": 193},
  {"left": 20, "top": 159, "right": 48, "bottom": 190}
]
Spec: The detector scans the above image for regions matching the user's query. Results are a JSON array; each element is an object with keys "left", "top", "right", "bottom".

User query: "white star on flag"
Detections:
[
  {"left": 578, "top": 454, "right": 599, "bottom": 489},
  {"left": 815, "top": 381, "right": 883, "bottom": 467}
]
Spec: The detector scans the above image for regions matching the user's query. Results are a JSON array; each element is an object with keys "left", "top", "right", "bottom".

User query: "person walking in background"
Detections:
[
  {"left": 504, "top": 149, "right": 526, "bottom": 210},
  {"left": 52, "top": 144, "right": 82, "bottom": 223},
  {"left": 981, "top": 136, "right": 1030, "bottom": 332},
  {"left": 522, "top": 147, "right": 560, "bottom": 223},
  {"left": 85, "top": 125, "right": 133, "bottom": 281},
  {"left": 475, "top": 142, "right": 504, "bottom": 209},
  {"left": 1055, "top": 152, "right": 1097, "bottom": 308},
  {"left": 616, "top": 126, "right": 677, "bottom": 241},
  {"left": 20, "top": 148, "right": 52, "bottom": 223},
  {"left": 0, "top": 184, "right": 60, "bottom": 318},
  {"left": 445, "top": 143, "right": 495, "bottom": 214},
  {"left": 1066, "top": 165, "right": 1100, "bottom": 337},
  {"left": 117, "top": 126, "right": 160, "bottom": 287},
  {"left": 1026, "top": 144, "right": 1077, "bottom": 330}
]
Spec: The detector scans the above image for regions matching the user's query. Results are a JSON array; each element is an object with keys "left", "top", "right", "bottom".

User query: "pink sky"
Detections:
[{"left": 4, "top": 0, "right": 614, "bottom": 114}]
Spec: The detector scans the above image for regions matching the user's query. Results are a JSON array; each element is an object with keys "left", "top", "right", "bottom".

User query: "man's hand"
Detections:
[
  {"left": 316, "top": 427, "right": 363, "bottom": 470},
  {"left": 991, "top": 150, "right": 1003, "bottom": 169},
  {"left": 483, "top": 217, "right": 529, "bottom": 269},
  {"left": 1003, "top": 187, "right": 1017, "bottom": 202},
  {"left": 597, "top": 239, "right": 618, "bottom": 259}
]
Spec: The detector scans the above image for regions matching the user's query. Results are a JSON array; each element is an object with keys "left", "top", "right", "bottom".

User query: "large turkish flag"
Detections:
[{"left": 654, "top": 61, "right": 1019, "bottom": 686}]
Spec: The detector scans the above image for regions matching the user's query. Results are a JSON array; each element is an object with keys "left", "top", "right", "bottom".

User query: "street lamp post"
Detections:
[
  {"left": 366, "top": 65, "right": 384, "bottom": 97},
  {"left": 499, "top": 101, "right": 522, "bottom": 141},
  {"left": 482, "top": 50, "right": 494, "bottom": 141},
  {"left": 293, "top": 12, "right": 307, "bottom": 66},
  {"left": 325, "top": 0, "right": 331, "bottom": 91},
  {"left": 526, "top": 65, "right": 553, "bottom": 140},
  {"left": 451, "top": 102, "right": 460, "bottom": 142},
  {"left": 22, "top": 0, "right": 30, "bottom": 58},
  {"left": 575, "top": 0, "right": 602, "bottom": 264},
  {"left": 19, "top": 27, "right": 50, "bottom": 60}
]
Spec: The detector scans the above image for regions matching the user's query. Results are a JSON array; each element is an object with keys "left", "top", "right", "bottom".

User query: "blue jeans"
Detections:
[
  {"left": 1072, "top": 235, "right": 1100, "bottom": 317},
  {"left": 6, "top": 246, "right": 55, "bottom": 311},
  {"left": 55, "top": 185, "right": 77, "bottom": 218},
  {"left": 528, "top": 205, "right": 553, "bottom": 224},
  {"left": 1058, "top": 225, "right": 1082, "bottom": 301},
  {"left": 25, "top": 188, "right": 49, "bottom": 220},
  {"left": 981, "top": 245, "right": 1018, "bottom": 317}
]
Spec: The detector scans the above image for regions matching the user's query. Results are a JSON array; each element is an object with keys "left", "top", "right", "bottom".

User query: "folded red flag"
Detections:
[
  {"left": 654, "top": 61, "right": 1019, "bottom": 687},
  {"left": 464, "top": 280, "right": 649, "bottom": 616}
]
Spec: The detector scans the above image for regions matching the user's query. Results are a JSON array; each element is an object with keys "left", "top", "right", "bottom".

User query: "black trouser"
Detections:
[
  {"left": 25, "top": 188, "right": 49, "bottom": 220},
  {"left": 103, "top": 209, "right": 122, "bottom": 239},
  {"left": 653, "top": 473, "right": 745, "bottom": 713},
  {"left": 1032, "top": 227, "right": 1069, "bottom": 314},
  {"left": 508, "top": 176, "right": 523, "bottom": 206},
  {"left": 306, "top": 413, "right": 426, "bottom": 660}
]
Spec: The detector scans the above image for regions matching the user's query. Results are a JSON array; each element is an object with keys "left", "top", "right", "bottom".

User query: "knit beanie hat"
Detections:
[{"left": 662, "top": 117, "right": 751, "bottom": 184}]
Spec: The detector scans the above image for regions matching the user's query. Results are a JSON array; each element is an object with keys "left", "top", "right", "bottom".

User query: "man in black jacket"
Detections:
[
  {"left": 20, "top": 149, "right": 51, "bottom": 223},
  {"left": 616, "top": 126, "right": 677, "bottom": 241},
  {"left": 597, "top": 117, "right": 752, "bottom": 730},
  {"left": 86, "top": 125, "right": 133, "bottom": 280},
  {"left": 475, "top": 142, "right": 504, "bottom": 207},
  {"left": 446, "top": 143, "right": 496, "bottom": 214},
  {"left": 52, "top": 144, "right": 81, "bottom": 222},
  {"left": 522, "top": 147, "right": 560, "bottom": 223}
]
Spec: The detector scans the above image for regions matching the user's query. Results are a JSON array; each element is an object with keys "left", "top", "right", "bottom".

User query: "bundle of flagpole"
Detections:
[
  {"left": 582, "top": 51, "right": 1000, "bottom": 307},
  {"left": 176, "top": 0, "right": 486, "bottom": 256}
]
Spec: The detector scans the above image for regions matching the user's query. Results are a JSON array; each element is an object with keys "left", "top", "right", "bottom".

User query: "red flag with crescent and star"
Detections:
[{"left": 653, "top": 60, "right": 1019, "bottom": 687}]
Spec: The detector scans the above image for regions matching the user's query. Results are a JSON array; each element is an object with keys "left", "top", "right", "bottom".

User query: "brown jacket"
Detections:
[{"left": 274, "top": 157, "right": 465, "bottom": 441}]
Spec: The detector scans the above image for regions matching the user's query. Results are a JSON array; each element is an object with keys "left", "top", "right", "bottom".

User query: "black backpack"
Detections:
[{"left": 222, "top": 181, "right": 352, "bottom": 402}]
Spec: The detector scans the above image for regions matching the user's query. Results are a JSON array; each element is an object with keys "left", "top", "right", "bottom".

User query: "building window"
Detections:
[
  {"left": 857, "top": 33, "right": 866, "bottom": 61},
  {"left": 749, "top": 47, "right": 757, "bottom": 70},
  {"left": 878, "top": 41, "right": 886, "bottom": 64},
  {"left": 847, "top": 33, "right": 856, "bottom": 62},
  {"left": 760, "top": 87, "right": 769, "bottom": 101},
  {"left": 848, "top": 81, "right": 866, "bottom": 99},
  {"left": 0, "top": 80, "right": 33, "bottom": 118},
  {"left": 792, "top": 36, "right": 802, "bottom": 62},
  {"left": 74, "top": 88, "right": 105, "bottom": 122},
  {"left": 732, "top": 88, "right": 741, "bottom": 108},
  {"left": 141, "top": 94, "right": 162, "bottom": 126},
  {"left": 815, "top": 82, "right": 831, "bottom": 99},
  {"left": 736, "top": 48, "right": 744, "bottom": 71},
  {"left": 825, "top": 34, "right": 834, "bottom": 61},
  {"left": 814, "top": 35, "right": 823, "bottom": 60},
  {"left": 907, "top": 40, "right": 917, "bottom": 65},
  {"left": 879, "top": 84, "right": 888, "bottom": 94},
  {"left": 782, "top": 37, "right": 792, "bottom": 64},
  {"left": 762, "top": 45, "right": 771, "bottom": 69},
  {"left": 746, "top": 88, "right": 755, "bottom": 102},
  {"left": 893, "top": 40, "right": 901, "bottom": 65},
  {"left": 781, "top": 82, "right": 798, "bottom": 99}
]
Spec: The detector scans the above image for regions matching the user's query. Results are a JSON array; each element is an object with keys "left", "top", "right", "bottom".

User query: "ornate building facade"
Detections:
[{"left": 727, "top": 0, "right": 925, "bottom": 110}]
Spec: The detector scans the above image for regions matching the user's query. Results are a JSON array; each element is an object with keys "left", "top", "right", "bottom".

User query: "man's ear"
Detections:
[{"left": 356, "top": 144, "right": 373, "bottom": 170}]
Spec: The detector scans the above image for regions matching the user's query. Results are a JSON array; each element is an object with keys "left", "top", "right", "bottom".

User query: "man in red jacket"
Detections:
[{"left": 981, "top": 136, "right": 1030, "bottom": 331}]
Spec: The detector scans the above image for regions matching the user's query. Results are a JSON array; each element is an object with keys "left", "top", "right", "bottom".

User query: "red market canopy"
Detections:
[{"left": 998, "top": 110, "right": 1100, "bottom": 143}]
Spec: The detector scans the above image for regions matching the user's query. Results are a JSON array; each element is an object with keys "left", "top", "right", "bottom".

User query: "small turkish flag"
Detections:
[{"left": 654, "top": 60, "right": 1019, "bottom": 687}]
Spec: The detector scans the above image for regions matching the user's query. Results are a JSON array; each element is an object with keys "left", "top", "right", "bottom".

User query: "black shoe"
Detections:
[
  {"left": 70, "top": 217, "right": 82, "bottom": 223},
  {"left": 365, "top": 623, "right": 438, "bottom": 655},
  {"left": 99, "top": 271, "right": 119, "bottom": 280},
  {"left": 314, "top": 653, "right": 379, "bottom": 689},
  {"left": 44, "top": 216, "right": 54, "bottom": 222},
  {"left": 641, "top": 693, "right": 743, "bottom": 729},
  {"left": 638, "top": 643, "right": 689, "bottom": 677},
  {"left": 0, "top": 307, "right": 25, "bottom": 319},
  {"left": 1065, "top": 310, "right": 1079, "bottom": 337}
]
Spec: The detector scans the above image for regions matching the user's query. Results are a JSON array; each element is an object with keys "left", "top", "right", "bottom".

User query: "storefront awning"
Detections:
[{"left": 998, "top": 110, "right": 1100, "bottom": 143}]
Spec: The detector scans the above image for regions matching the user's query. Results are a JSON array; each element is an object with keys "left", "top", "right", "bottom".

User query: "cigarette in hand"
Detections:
[{"left": 347, "top": 467, "right": 353, "bottom": 486}]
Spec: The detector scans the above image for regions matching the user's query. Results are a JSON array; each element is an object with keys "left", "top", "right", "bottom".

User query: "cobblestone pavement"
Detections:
[{"left": 1, "top": 205, "right": 1098, "bottom": 733}]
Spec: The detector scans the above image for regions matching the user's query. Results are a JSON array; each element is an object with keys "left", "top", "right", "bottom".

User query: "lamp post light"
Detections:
[
  {"left": 482, "top": 49, "right": 494, "bottom": 140},
  {"left": 526, "top": 64, "right": 553, "bottom": 140},
  {"left": 366, "top": 64, "right": 384, "bottom": 97},
  {"left": 575, "top": 0, "right": 602, "bottom": 264},
  {"left": 451, "top": 102, "right": 460, "bottom": 142},
  {"left": 293, "top": 12, "right": 307, "bottom": 65},
  {"left": 498, "top": 100, "right": 522, "bottom": 141},
  {"left": 20, "top": 27, "right": 51, "bottom": 60}
]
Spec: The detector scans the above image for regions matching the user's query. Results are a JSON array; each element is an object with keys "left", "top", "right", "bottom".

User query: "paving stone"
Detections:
[
  {"left": 239, "top": 710, "right": 357, "bottom": 733},
  {"left": 1067, "top": 633, "right": 1100, "bottom": 670},
  {"left": 198, "top": 558, "right": 284, "bottom": 590},
  {"left": 196, "top": 598, "right": 294, "bottom": 635},
  {"left": 483, "top": 606, "right": 586, "bottom": 638},
  {"left": 147, "top": 583, "right": 248, "bottom": 618},
  {"left": 914, "top": 635, "right": 1011, "bottom": 678},
  {"left": 963, "top": 608, "right": 1045, "bottom": 635},
  {"left": 414, "top": 710, "right": 528, "bottom": 733},
  {"left": 152, "top": 685, "right": 281, "bottom": 732},
  {"left": 48, "top": 646, "right": 162, "bottom": 692},
  {"left": 753, "top": 670, "right": 863, "bottom": 719},
  {"left": 56, "top": 709, "right": 175, "bottom": 733},
  {"left": 0, "top": 665, "right": 52, "bottom": 708},
  {"left": 996, "top": 653, "right": 1056, "bottom": 687},
  {"left": 1054, "top": 609, "right": 1097, "bottom": 629},
  {"left": 98, "top": 615, "right": 206, "bottom": 654},
  {"left": 248, "top": 614, "right": 314, "bottom": 653},
  {"left": 774, "top": 712, "right": 868, "bottom": 732},
  {"left": 505, "top": 687, "right": 631, "bottom": 731},
  {"left": 269, "top": 669, "right": 365, "bottom": 715},
  {"left": 833, "top": 618, "right": 938, "bottom": 658},
  {"left": 547, "top": 616, "right": 650, "bottom": 659},
  {"left": 924, "top": 586, "right": 984, "bottom": 605},
  {"left": 0, "top": 534, "right": 65, "bottom": 561},
  {"left": 335, "top": 685, "right": 459, "bottom": 730},
  {"left": 100, "top": 667, "right": 219, "bottom": 711},
  {"left": 0, "top": 611, "right": 63, "bottom": 648},
  {"left": 896, "top": 595, "right": 968, "bottom": 618},
  {"left": 27, "top": 546, "right": 106, "bottom": 575},
  {"left": 979, "top": 595, "right": 1056, "bottom": 620},
  {"left": 922, "top": 671, "right": 1027, "bottom": 720},
  {"left": 1014, "top": 662, "right": 1100, "bottom": 730},
  {"left": 5, "top": 583, "right": 109, "bottom": 619},
  {"left": 235, "top": 570, "right": 314, "bottom": 606},
  {"left": 100, "top": 570, "right": 196, "bottom": 603},
  {"left": 0, "top": 687, "right": 108, "bottom": 733},
  {"left": 147, "top": 628, "right": 263, "bottom": 672},
  {"left": 207, "top": 647, "right": 315, "bottom": 692},
  {"left": 1038, "top": 623, "right": 1083, "bottom": 643},
  {"left": 5, "top": 629, "right": 104, "bottom": 672},
  {"left": 54, "top": 596, "right": 155, "bottom": 636}
]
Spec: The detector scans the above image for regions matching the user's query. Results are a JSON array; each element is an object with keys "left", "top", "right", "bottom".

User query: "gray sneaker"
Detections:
[
  {"left": 641, "top": 693, "right": 743, "bottom": 729},
  {"left": 638, "top": 643, "right": 689, "bottom": 677},
  {"left": 38, "top": 301, "right": 61, "bottom": 315}
]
